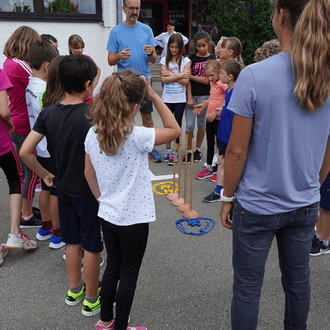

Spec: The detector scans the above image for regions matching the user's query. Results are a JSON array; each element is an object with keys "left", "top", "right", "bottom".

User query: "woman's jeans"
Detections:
[{"left": 231, "top": 201, "right": 319, "bottom": 330}]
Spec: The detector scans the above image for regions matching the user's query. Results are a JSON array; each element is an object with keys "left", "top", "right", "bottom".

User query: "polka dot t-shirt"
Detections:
[{"left": 84, "top": 125, "right": 156, "bottom": 226}]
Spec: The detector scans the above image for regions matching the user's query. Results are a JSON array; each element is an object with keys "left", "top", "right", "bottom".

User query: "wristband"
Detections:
[
  {"left": 148, "top": 50, "right": 154, "bottom": 56},
  {"left": 220, "top": 188, "right": 235, "bottom": 202}
]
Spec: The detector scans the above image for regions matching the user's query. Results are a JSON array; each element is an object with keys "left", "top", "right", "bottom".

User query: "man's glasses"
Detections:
[{"left": 125, "top": 6, "right": 140, "bottom": 11}]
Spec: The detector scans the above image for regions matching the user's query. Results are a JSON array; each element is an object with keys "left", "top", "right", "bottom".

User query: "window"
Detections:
[{"left": 0, "top": 0, "right": 102, "bottom": 21}]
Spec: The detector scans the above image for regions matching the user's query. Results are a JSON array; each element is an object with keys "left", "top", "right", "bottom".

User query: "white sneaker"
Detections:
[
  {"left": 6, "top": 232, "right": 37, "bottom": 250},
  {"left": 0, "top": 243, "right": 10, "bottom": 266}
]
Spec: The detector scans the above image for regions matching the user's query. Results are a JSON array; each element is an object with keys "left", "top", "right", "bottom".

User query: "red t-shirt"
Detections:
[
  {"left": 3, "top": 57, "right": 32, "bottom": 135},
  {"left": 0, "top": 69, "right": 14, "bottom": 156}
]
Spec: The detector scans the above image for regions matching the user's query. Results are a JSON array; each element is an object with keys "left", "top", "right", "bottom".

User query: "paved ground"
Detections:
[{"left": 0, "top": 81, "right": 329, "bottom": 329}]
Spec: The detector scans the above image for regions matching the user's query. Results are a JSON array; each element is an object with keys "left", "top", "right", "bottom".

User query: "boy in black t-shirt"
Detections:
[{"left": 20, "top": 55, "right": 103, "bottom": 317}]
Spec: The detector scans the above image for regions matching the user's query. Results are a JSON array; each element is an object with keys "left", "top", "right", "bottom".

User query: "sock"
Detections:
[
  {"left": 195, "top": 147, "right": 200, "bottom": 152},
  {"left": 42, "top": 220, "right": 52, "bottom": 231},
  {"left": 206, "top": 165, "right": 213, "bottom": 170},
  {"left": 85, "top": 294, "right": 98, "bottom": 304},
  {"left": 216, "top": 185, "right": 223, "bottom": 194},
  {"left": 52, "top": 228, "right": 61, "bottom": 237},
  {"left": 323, "top": 240, "right": 329, "bottom": 247},
  {"left": 70, "top": 282, "right": 83, "bottom": 294},
  {"left": 21, "top": 214, "right": 33, "bottom": 221},
  {"left": 187, "top": 150, "right": 192, "bottom": 154}
]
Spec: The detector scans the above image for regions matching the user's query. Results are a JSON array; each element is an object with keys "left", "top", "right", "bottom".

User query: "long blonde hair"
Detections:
[
  {"left": 91, "top": 71, "right": 146, "bottom": 156},
  {"left": 276, "top": 0, "right": 329, "bottom": 112}
]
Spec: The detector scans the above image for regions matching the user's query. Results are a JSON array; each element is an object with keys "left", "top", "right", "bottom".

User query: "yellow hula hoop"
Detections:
[{"left": 152, "top": 181, "right": 179, "bottom": 195}]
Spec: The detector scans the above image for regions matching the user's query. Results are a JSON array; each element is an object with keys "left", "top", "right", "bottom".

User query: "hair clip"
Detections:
[{"left": 116, "top": 74, "right": 123, "bottom": 82}]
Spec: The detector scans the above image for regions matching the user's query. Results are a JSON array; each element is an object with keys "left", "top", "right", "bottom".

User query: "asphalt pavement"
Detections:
[{"left": 0, "top": 81, "right": 329, "bottom": 330}]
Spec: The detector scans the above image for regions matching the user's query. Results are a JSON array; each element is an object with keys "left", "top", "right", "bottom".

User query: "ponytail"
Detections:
[
  {"left": 290, "top": 0, "right": 329, "bottom": 112},
  {"left": 91, "top": 71, "right": 146, "bottom": 156}
]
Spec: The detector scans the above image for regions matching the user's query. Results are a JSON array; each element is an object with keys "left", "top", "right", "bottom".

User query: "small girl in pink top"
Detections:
[
  {"left": 194, "top": 59, "right": 227, "bottom": 180},
  {"left": 3, "top": 26, "right": 42, "bottom": 228},
  {"left": 0, "top": 68, "right": 37, "bottom": 264}
]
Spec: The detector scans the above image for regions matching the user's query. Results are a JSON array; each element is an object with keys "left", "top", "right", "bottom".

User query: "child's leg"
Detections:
[
  {"left": 66, "top": 243, "right": 83, "bottom": 288},
  {"left": 115, "top": 223, "right": 149, "bottom": 329},
  {"left": 83, "top": 250, "right": 100, "bottom": 298},
  {"left": 0, "top": 150, "right": 23, "bottom": 235},
  {"left": 206, "top": 122, "right": 214, "bottom": 166},
  {"left": 196, "top": 96, "right": 208, "bottom": 149},
  {"left": 100, "top": 219, "right": 121, "bottom": 323},
  {"left": 50, "top": 194, "right": 60, "bottom": 231},
  {"left": 39, "top": 190, "right": 51, "bottom": 223},
  {"left": 217, "top": 156, "right": 225, "bottom": 187},
  {"left": 185, "top": 101, "right": 196, "bottom": 151},
  {"left": 173, "top": 102, "right": 185, "bottom": 151}
]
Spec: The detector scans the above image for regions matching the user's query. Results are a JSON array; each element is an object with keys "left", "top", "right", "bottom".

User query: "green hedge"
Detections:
[{"left": 210, "top": 0, "right": 276, "bottom": 64}]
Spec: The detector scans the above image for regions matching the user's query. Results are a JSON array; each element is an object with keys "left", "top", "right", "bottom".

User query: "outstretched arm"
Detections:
[{"left": 144, "top": 79, "right": 180, "bottom": 145}]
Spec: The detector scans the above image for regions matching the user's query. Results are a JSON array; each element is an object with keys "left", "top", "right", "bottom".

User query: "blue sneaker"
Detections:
[
  {"left": 49, "top": 234, "right": 66, "bottom": 249},
  {"left": 36, "top": 227, "right": 52, "bottom": 241},
  {"left": 168, "top": 154, "right": 178, "bottom": 166},
  {"left": 163, "top": 150, "right": 172, "bottom": 162},
  {"left": 149, "top": 148, "right": 162, "bottom": 163}
]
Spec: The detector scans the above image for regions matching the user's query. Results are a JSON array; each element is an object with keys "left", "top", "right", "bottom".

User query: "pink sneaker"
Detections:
[
  {"left": 95, "top": 319, "right": 115, "bottom": 329},
  {"left": 0, "top": 243, "right": 10, "bottom": 266},
  {"left": 195, "top": 168, "right": 213, "bottom": 180},
  {"left": 210, "top": 174, "right": 217, "bottom": 182}
]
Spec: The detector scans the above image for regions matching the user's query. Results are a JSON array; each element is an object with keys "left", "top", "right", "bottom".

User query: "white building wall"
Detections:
[{"left": 0, "top": 0, "right": 120, "bottom": 92}]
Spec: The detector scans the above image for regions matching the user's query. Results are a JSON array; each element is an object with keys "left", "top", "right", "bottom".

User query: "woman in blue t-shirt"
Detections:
[{"left": 219, "top": 0, "right": 330, "bottom": 329}]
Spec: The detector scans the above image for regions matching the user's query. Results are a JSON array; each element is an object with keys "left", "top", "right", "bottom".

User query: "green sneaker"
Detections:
[
  {"left": 65, "top": 282, "right": 86, "bottom": 306},
  {"left": 82, "top": 294, "right": 101, "bottom": 316}
]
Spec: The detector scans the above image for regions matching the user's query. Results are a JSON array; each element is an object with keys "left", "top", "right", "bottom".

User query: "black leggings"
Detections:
[
  {"left": 206, "top": 119, "right": 220, "bottom": 165},
  {"left": 100, "top": 220, "right": 149, "bottom": 330},
  {"left": 0, "top": 149, "right": 23, "bottom": 195}
]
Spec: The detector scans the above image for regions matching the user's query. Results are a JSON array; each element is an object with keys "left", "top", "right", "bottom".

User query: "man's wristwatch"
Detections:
[{"left": 220, "top": 189, "right": 235, "bottom": 203}]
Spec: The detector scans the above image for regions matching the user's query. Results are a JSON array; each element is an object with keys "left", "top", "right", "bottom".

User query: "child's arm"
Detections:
[
  {"left": 145, "top": 79, "right": 181, "bottom": 145},
  {"left": 160, "top": 65, "right": 190, "bottom": 84},
  {"left": 84, "top": 153, "right": 101, "bottom": 201},
  {"left": 206, "top": 101, "right": 224, "bottom": 122},
  {"left": 176, "top": 63, "right": 191, "bottom": 86},
  {"left": 19, "top": 131, "right": 55, "bottom": 187},
  {"left": 186, "top": 82, "right": 194, "bottom": 108},
  {"left": 0, "top": 89, "right": 14, "bottom": 134},
  {"left": 190, "top": 75, "right": 209, "bottom": 85}
]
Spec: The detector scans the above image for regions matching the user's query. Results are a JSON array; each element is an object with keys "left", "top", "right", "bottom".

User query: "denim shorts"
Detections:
[{"left": 185, "top": 95, "right": 208, "bottom": 131}]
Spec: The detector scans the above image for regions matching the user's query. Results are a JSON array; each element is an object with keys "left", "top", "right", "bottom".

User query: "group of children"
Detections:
[
  {"left": 159, "top": 30, "right": 246, "bottom": 204},
  {"left": 0, "top": 24, "right": 328, "bottom": 330}
]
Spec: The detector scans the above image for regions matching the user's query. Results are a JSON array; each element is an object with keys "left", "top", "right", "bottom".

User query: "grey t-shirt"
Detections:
[{"left": 228, "top": 53, "right": 330, "bottom": 214}]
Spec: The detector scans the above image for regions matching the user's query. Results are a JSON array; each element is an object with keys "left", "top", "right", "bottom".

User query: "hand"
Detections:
[
  {"left": 43, "top": 173, "right": 55, "bottom": 188},
  {"left": 118, "top": 48, "right": 131, "bottom": 60},
  {"left": 143, "top": 45, "right": 154, "bottom": 56},
  {"left": 193, "top": 103, "right": 204, "bottom": 115},
  {"left": 145, "top": 78, "right": 156, "bottom": 100},
  {"left": 206, "top": 112, "right": 216, "bottom": 122},
  {"left": 187, "top": 97, "right": 195, "bottom": 108},
  {"left": 220, "top": 201, "right": 233, "bottom": 230},
  {"left": 180, "top": 71, "right": 191, "bottom": 79},
  {"left": 5, "top": 119, "right": 14, "bottom": 135}
]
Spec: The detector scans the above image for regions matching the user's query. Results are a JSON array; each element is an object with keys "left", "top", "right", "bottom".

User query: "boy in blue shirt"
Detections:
[
  {"left": 20, "top": 55, "right": 103, "bottom": 317},
  {"left": 203, "top": 60, "right": 244, "bottom": 202}
]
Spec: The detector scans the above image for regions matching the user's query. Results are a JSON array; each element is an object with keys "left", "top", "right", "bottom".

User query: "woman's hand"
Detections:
[{"left": 220, "top": 201, "right": 233, "bottom": 230}]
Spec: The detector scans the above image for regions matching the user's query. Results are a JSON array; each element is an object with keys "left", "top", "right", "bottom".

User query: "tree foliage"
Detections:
[{"left": 209, "top": 0, "right": 276, "bottom": 64}]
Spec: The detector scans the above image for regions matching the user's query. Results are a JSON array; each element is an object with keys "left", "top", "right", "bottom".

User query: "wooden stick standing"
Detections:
[
  {"left": 183, "top": 138, "right": 198, "bottom": 219},
  {"left": 172, "top": 136, "right": 184, "bottom": 206},
  {"left": 178, "top": 134, "right": 190, "bottom": 212},
  {"left": 167, "top": 145, "right": 178, "bottom": 201}
]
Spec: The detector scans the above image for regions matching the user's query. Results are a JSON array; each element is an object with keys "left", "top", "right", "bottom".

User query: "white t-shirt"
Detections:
[
  {"left": 84, "top": 125, "right": 156, "bottom": 226},
  {"left": 26, "top": 77, "right": 49, "bottom": 157},
  {"left": 160, "top": 57, "right": 190, "bottom": 103}
]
